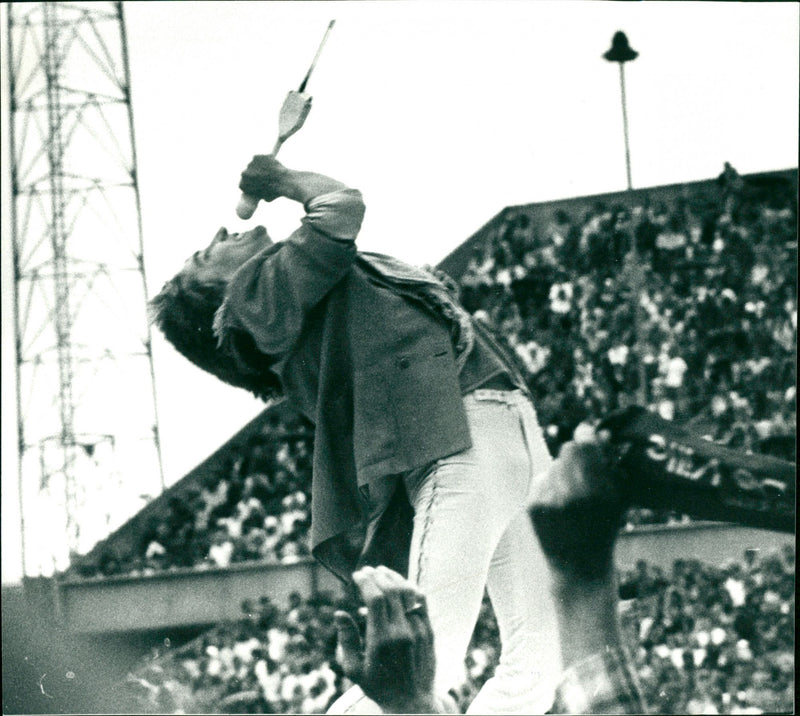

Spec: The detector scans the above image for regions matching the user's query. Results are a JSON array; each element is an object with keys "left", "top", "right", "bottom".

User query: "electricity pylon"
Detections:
[{"left": 6, "top": 1, "right": 164, "bottom": 575}]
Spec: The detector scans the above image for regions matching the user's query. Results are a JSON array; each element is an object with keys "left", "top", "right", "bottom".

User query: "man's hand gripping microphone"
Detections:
[{"left": 236, "top": 20, "right": 335, "bottom": 220}]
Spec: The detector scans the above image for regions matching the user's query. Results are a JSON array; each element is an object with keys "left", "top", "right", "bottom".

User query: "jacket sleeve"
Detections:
[{"left": 214, "top": 188, "right": 365, "bottom": 358}]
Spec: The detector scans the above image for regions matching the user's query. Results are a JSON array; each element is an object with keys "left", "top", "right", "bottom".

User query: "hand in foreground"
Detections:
[
  {"left": 239, "top": 154, "right": 288, "bottom": 203},
  {"left": 334, "top": 565, "right": 440, "bottom": 714},
  {"left": 528, "top": 424, "right": 627, "bottom": 585}
]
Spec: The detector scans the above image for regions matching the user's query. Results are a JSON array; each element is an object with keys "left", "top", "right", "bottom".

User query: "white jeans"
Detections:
[
  {"left": 404, "top": 389, "right": 561, "bottom": 714},
  {"left": 327, "top": 389, "right": 561, "bottom": 715}
]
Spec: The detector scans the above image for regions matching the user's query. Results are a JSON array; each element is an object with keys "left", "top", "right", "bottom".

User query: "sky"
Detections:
[{"left": 2, "top": 1, "right": 798, "bottom": 582}]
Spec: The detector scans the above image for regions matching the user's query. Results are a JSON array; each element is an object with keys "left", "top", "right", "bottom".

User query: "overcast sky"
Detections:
[{"left": 2, "top": 1, "right": 798, "bottom": 582}]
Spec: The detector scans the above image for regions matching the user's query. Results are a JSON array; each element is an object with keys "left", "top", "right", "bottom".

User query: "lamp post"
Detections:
[
  {"left": 604, "top": 31, "right": 648, "bottom": 406},
  {"left": 604, "top": 31, "right": 638, "bottom": 190}
]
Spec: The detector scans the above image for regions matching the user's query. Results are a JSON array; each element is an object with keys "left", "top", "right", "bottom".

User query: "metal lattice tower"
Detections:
[{"left": 6, "top": 1, "right": 164, "bottom": 576}]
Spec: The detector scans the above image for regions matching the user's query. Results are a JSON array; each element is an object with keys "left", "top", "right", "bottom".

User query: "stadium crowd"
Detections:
[
  {"left": 465, "top": 548, "right": 796, "bottom": 715},
  {"left": 121, "top": 589, "right": 350, "bottom": 715},
  {"left": 73, "top": 166, "right": 795, "bottom": 581},
  {"left": 457, "top": 168, "right": 795, "bottom": 528},
  {"left": 120, "top": 545, "right": 794, "bottom": 714},
  {"left": 615, "top": 547, "right": 795, "bottom": 715},
  {"left": 106, "top": 166, "right": 796, "bottom": 715},
  {"left": 458, "top": 166, "right": 796, "bottom": 460},
  {"left": 72, "top": 414, "right": 314, "bottom": 579}
]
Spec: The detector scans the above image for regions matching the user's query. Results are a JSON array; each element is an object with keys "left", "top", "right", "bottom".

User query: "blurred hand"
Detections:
[
  {"left": 529, "top": 424, "right": 627, "bottom": 584},
  {"left": 239, "top": 154, "right": 287, "bottom": 202},
  {"left": 334, "top": 566, "right": 439, "bottom": 714}
]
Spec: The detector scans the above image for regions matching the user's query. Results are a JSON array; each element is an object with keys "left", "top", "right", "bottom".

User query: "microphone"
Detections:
[{"left": 236, "top": 195, "right": 259, "bottom": 221}]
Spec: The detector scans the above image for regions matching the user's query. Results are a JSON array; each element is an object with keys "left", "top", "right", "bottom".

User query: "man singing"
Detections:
[{"left": 150, "top": 96, "right": 560, "bottom": 712}]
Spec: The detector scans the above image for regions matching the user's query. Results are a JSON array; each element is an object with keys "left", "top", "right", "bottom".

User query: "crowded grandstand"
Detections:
[{"left": 66, "top": 165, "right": 795, "bottom": 714}]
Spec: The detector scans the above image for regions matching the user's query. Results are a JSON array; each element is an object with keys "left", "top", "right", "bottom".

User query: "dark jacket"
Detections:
[{"left": 214, "top": 189, "right": 477, "bottom": 580}]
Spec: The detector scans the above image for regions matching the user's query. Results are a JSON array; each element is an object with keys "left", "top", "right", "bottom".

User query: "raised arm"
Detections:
[
  {"left": 239, "top": 154, "right": 349, "bottom": 206},
  {"left": 528, "top": 429, "right": 647, "bottom": 714},
  {"left": 215, "top": 156, "right": 365, "bottom": 359}
]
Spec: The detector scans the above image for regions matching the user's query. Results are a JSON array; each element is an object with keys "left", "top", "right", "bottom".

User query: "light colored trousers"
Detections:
[
  {"left": 405, "top": 389, "right": 561, "bottom": 713},
  {"left": 328, "top": 389, "right": 561, "bottom": 714}
]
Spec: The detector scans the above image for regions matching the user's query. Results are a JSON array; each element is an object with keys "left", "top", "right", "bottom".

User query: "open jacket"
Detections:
[{"left": 213, "top": 189, "right": 477, "bottom": 581}]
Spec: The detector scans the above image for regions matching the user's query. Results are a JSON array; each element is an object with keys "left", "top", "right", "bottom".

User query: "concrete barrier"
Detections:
[
  {"left": 615, "top": 521, "right": 792, "bottom": 570},
  {"left": 55, "top": 523, "right": 793, "bottom": 635},
  {"left": 56, "top": 558, "right": 344, "bottom": 634}
]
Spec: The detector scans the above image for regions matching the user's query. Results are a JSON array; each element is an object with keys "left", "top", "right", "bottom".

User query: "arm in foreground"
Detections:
[{"left": 528, "top": 428, "right": 648, "bottom": 714}]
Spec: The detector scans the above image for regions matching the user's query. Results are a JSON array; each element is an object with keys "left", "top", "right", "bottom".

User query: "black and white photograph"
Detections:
[{"left": 1, "top": 2, "right": 796, "bottom": 714}]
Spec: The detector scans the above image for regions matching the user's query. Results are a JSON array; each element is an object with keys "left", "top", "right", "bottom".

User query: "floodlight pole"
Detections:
[
  {"left": 618, "top": 62, "right": 633, "bottom": 191},
  {"left": 604, "top": 31, "right": 647, "bottom": 406},
  {"left": 604, "top": 31, "right": 638, "bottom": 192}
]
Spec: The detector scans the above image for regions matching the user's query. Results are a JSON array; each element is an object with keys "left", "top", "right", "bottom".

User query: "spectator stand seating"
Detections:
[
  {"left": 69, "top": 166, "right": 796, "bottom": 583},
  {"left": 118, "top": 546, "right": 794, "bottom": 714},
  {"left": 62, "top": 165, "right": 796, "bottom": 713}
]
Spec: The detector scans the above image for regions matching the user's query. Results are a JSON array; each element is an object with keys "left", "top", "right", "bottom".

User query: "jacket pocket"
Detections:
[
  {"left": 353, "top": 340, "right": 472, "bottom": 480},
  {"left": 387, "top": 343, "right": 472, "bottom": 466}
]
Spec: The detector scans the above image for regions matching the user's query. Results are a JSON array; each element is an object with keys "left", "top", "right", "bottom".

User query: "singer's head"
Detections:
[
  {"left": 182, "top": 225, "right": 272, "bottom": 284},
  {"left": 148, "top": 224, "right": 281, "bottom": 401}
]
